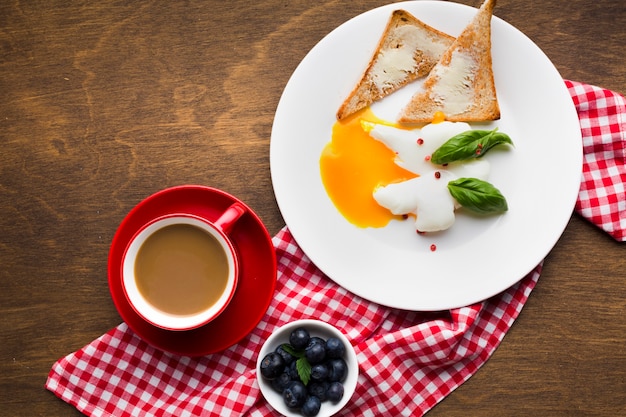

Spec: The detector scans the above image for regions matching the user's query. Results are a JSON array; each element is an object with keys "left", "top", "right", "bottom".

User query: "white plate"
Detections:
[{"left": 270, "top": 1, "right": 582, "bottom": 310}]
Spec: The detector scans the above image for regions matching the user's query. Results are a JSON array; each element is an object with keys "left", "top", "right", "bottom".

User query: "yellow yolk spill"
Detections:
[
  {"left": 432, "top": 111, "right": 446, "bottom": 124},
  {"left": 320, "top": 108, "right": 418, "bottom": 228}
]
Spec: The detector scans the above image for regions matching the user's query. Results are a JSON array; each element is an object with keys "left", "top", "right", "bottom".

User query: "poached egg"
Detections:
[{"left": 319, "top": 109, "right": 490, "bottom": 233}]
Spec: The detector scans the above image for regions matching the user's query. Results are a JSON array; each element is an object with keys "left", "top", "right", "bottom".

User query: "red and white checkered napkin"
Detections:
[
  {"left": 46, "top": 81, "right": 625, "bottom": 416},
  {"left": 567, "top": 80, "right": 626, "bottom": 241}
]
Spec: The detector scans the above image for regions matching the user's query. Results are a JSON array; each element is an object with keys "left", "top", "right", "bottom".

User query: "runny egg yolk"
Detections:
[{"left": 320, "top": 108, "right": 417, "bottom": 228}]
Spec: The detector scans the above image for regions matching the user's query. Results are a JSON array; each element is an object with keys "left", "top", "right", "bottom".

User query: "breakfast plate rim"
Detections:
[{"left": 269, "top": 1, "right": 583, "bottom": 310}]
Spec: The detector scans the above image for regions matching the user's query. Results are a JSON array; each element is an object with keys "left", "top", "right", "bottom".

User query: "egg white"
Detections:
[{"left": 367, "top": 121, "right": 490, "bottom": 233}]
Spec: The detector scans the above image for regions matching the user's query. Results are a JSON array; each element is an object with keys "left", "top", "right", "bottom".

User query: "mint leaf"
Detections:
[
  {"left": 281, "top": 343, "right": 312, "bottom": 385},
  {"left": 448, "top": 178, "right": 508, "bottom": 214},
  {"left": 280, "top": 343, "right": 304, "bottom": 358},
  {"left": 431, "top": 129, "right": 513, "bottom": 165},
  {"left": 296, "top": 357, "right": 312, "bottom": 385}
]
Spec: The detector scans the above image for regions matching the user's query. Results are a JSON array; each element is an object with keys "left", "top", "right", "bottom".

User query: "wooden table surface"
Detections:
[{"left": 1, "top": 0, "right": 625, "bottom": 415}]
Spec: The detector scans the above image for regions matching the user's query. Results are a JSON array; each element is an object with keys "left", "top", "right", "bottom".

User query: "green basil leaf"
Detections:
[
  {"left": 296, "top": 357, "right": 311, "bottom": 385},
  {"left": 448, "top": 177, "right": 508, "bottom": 214},
  {"left": 431, "top": 129, "right": 513, "bottom": 165}
]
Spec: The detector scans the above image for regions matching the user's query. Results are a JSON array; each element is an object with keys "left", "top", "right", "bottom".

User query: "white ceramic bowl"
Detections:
[{"left": 256, "top": 319, "right": 359, "bottom": 417}]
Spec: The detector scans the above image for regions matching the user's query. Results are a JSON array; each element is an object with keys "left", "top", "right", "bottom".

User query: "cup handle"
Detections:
[{"left": 213, "top": 203, "right": 246, "bottom": 234}]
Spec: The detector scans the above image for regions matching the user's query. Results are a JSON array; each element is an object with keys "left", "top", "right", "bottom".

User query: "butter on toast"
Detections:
[
  {"left": 336, "top": 10, "right": 454, "bottom": 120},
  {"left": 398, "top": 0, "right": 500, "bottom": 124}
]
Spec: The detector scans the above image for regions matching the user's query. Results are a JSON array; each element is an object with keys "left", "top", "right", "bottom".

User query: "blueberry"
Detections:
[
  {"left": 283, "top": 381, "right": 307, "bottom": 409},
  {"left": 307, "top": 336, "right": 326, "bottom": 348},
  {"left": 307, "top": 381, "right": 329, "bottom": 402},
  {"left": 260, "top": 352, "right": 285, "bottom": 380},
  {"left": 289, "top": 327, "right": 310, "bottom": 350},
  {"left": 305, "top": 342, "right": 326, "bottom": 364},
  {"left": 301, "top": 395, "right": 322, "bottom": 416},
  {"left": 271, "top": 372, "right": 292, "bottom": 393},
  {"left": 275, "top": 344, "right": 295, "bottom": 365},
  {"left": 326, "top": 381, "right": 344, "bottom": 403},
  {"left": 327, "top": 358, "right": 348, "bottom": 382},
  {"left": 310, "top": 363, "right": 329, "bottom": 381},
  {"left": 325, "top": 337, "right": 346, "bottom": 359},
  {"left": 287, "top": 360, "right": 299, "bottom": 380}
]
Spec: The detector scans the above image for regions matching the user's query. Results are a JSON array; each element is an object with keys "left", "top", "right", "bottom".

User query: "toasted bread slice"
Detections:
[
  {"left": 336, "top": 10, "right": 454, "bottom": 120},
  {"left": 398, "top": 0, "right": 500, "bottom": 124}
]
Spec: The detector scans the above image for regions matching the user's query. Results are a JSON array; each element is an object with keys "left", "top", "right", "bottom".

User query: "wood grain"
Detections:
[{"left": 1, "top": 0, "right": 625, "bottom": 415}]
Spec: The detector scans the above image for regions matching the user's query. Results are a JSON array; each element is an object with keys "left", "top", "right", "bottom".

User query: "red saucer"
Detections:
[{"left": 108, "top": 185, "right": 277, "bottom": 356}]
